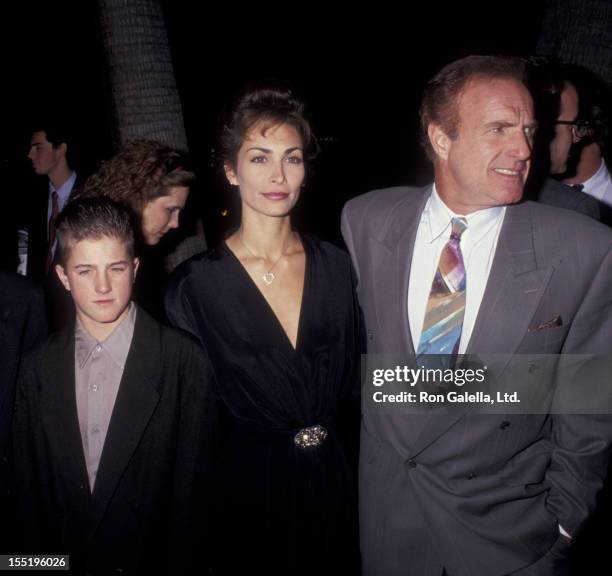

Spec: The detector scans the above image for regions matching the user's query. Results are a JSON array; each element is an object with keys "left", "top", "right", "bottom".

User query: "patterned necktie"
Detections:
[
  {"left": 46, "top": 190, "right": 59, "bottom": 272},
  {"left": 417, "top": 217, "right": 467, "bottom": 356}
]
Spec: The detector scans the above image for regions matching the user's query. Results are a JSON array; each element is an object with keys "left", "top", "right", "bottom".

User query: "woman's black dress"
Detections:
[{"left": 165, "top": 235, "right": 360, "bottom": 575}]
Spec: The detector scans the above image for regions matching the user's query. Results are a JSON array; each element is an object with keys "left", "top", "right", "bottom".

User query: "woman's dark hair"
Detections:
[
  {"left": 79, "top": 139, "right": 195, "bottom": 214},
  {"left": 219, "top": 86, "right": 318, "bottom": 169}
]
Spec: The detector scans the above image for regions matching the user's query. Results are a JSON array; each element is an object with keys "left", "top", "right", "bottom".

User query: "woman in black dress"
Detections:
[{"left": 165, "top": 87, "right": 360, "bottom": 575}]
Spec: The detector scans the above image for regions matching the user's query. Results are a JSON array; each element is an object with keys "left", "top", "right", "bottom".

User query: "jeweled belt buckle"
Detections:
[{"left": 293, "top": 424, "right": 328, "bottom": 449}]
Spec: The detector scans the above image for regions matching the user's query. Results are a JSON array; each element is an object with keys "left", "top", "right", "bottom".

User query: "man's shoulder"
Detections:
[
  {"left": 536, "top": 178, "right": 601, "bottom": 219},
  {"left": 523, "top": 200, "right": 612, "bottom": 250},
  {"left": 344, "top": 185, "right": 429, "bottom": 214},
  {"left": 343, "top": 185, "right": 430, "bottom": 229},
  {"left": 526, "top": 198, "right": 610, "bottom": 233}
]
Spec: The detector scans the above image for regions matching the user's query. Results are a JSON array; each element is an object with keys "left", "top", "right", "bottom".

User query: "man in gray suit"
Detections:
[{"left": 342, "top": 55, "right": 612, "bottom": 576}]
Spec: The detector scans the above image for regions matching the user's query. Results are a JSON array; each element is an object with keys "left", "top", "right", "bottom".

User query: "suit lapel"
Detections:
[
  {"left": 89, "top": 308, "right": 161, "bottom": 534},
  {"left": 467, "top": 202, "right": 553, "bottom": 355},
  {"left": 374, "top": 186, "right": 431, "bottom": 357},
  {"left": 40, "top": 330, "right": 91, "bottom": 498},
  {"left": 408, "top": 202, "right": 553, "bottom": 457},
  {"left": 366, "top": 188, "right": 433, "bottom": 457}
]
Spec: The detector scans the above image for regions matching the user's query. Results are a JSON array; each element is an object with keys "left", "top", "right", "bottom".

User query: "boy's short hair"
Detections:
[{"left": 55, "top": 197, "right": 136, "bottom": 266}]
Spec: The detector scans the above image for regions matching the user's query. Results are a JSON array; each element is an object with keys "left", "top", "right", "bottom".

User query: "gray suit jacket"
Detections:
[{"left": 342, "top": 185, "right": 612, "bottom": 576}]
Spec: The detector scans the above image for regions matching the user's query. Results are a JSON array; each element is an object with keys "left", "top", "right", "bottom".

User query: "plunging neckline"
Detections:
[{"left": 222, "top": 236, "right": 309, "bottom": 353}]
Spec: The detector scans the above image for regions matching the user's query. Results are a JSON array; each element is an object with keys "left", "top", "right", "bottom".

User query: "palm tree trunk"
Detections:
[
  {"left": 537, "top": 0, "right": 611, "bottom": 82},
  {"left": 97, "top": 0, "right": 206, "bottom": 265},
  {"left": 97, "top": 0, "right": 188, "bottom": 149}
]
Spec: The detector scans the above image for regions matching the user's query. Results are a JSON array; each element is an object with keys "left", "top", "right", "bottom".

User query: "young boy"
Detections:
[{"left": 12, "top": 197, "right": 216, "bottom": 575}]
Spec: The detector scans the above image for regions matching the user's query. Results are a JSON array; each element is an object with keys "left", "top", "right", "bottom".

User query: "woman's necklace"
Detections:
[{"left": 238, "top": 232, "right": 296, "bottom": 285}]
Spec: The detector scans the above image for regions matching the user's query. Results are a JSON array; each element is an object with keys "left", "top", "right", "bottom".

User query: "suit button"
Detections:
[
  {"left": 500, "top": 421, "right": 511, "bottom": 430},
  {"left": 367, "top": 330, "right": 374, "bottom": 340},
  {"left": 528, "top": 363, "right": 538, "bottom": 374},
  {"left": 467, "top": 472, "right": 478, "bottom": 479},
  {"left": 407, "top": 459, "right": 417, "bottom": 469}
]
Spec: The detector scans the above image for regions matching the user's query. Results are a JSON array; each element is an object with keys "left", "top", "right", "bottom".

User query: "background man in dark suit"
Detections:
[
  {"left": 25, "top": 123, "right": 81, "bottom": 279},
  {"left": 342, "top": 55, "right": 612, "bottom": 575},
  {"left": 12, "top": 198, "right": 217, "bottom": 574},
  {"left": 21, "top": 122, "right": 83, "bottom": 329}
]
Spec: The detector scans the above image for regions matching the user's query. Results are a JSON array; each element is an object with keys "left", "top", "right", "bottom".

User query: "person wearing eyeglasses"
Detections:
[
  {"left": 548, "top": 80, "right": 582, "bottom": 175},
  {"left": 560, "top": 65, "right": 612, "bottom": 226},
  {"left": 526, "top": 57, "right": 601, "bottom": 220}
]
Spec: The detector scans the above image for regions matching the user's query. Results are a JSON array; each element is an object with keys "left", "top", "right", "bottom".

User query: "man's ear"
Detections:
[
  {"left": 224, "top": 162, "right": 238, "bottom": 186},
  {"left": 56, "top": 142, "right": 68, "bottom": 158},
  {"left": 55, "top": 264, "right": 71, "bottom": 292},
  {"left": 428, "top": 123, "right": 452, "bottom": 161}
]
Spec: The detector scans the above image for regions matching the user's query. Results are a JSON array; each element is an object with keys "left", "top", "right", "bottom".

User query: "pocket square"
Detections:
[{"left": 528, "top": 314, "right": 563, "bottom": 332}]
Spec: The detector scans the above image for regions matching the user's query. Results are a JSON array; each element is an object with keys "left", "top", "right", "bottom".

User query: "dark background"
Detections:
[{"left": 3, "top": 1, "right": 547, "bottom": 246}]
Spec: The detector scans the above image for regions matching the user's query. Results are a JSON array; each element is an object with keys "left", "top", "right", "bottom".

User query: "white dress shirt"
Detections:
[
  {"left": 408, "top": 185, "right": 506, "bottom": 354},
  {"left": 581, "top": 160, "right": 612, "bottom": 209}
]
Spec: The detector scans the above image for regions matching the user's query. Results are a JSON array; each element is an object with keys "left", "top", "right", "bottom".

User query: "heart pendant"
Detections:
[{"left": 262, "top": 272, "right": 275, "bottom": 285}]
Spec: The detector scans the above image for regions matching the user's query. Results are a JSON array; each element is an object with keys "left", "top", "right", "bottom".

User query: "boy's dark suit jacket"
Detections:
[{"left": 12, "top": 306, "right": 217, "bottom": 575}]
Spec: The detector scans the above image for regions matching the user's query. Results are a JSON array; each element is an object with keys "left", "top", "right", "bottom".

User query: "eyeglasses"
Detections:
[{"left": 554, "top": 120, "right": 592, "bottom": 139}]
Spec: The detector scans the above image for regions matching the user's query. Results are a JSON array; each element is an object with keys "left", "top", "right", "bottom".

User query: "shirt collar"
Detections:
[
  {"left": 423, "top": 184, "right": 505, "bottom": 245},
  {"left": 75, "top": 303, "right": 137, "bottom": 369},
  {"left": 582, "top": 160, "right": 610, "bottom": 198},
  {"left": 49, "top": 171, "right": 77, "bottom": 207}
]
